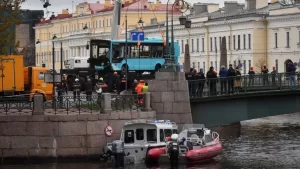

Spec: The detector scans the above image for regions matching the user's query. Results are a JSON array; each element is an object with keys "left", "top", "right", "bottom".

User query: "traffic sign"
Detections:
[
  {"left": 130, "top": 31, "right": 144, "bottom": 41},
  {"left": 104, "top": 126, "right": 113, "bottom": 137}
]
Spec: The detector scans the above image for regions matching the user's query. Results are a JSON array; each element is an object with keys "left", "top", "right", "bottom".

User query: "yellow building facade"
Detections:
[{"left": 34, "top": 0, "right": 179, "bottom": 71}]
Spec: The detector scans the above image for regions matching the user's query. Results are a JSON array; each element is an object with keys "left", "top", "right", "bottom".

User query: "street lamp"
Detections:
[
  {"left": 36, "top": 39, "right": 41, "bottom": 67},
  {"left": 165, "top": 0, "right": 193, "bottom": 71},
  {"left": 52, "top": 34, "right": 57, "bottom": 100}
]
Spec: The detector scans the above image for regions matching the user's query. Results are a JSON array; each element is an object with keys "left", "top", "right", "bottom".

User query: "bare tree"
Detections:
[
  {"left": 279, "top": 0, "right": 295, "bottom": 5},
  {"left": 255, "top": 58, "right": 268, "bottom": 71}
]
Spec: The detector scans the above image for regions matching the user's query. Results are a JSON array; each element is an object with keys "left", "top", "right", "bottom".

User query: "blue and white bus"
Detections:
[{"left": 88, "top": 37, "right": 180, "bottom": 74}]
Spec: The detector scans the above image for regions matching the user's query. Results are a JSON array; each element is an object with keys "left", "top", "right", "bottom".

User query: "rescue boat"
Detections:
[{"left": 146, "top": 124, "right": 222, "bottom": 164}]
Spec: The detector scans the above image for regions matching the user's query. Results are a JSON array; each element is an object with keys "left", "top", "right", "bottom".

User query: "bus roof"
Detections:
[{"left": 111, "top": 36, "right": 165, "bottom": 43}]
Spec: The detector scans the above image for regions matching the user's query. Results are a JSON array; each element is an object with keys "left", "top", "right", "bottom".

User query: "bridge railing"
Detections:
[{"left": 188, "top": 72, "right": 300, "bottom": 98}]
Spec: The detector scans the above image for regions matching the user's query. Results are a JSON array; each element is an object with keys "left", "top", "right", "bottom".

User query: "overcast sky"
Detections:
[{"left": 21, "top": 0, "right": 248, "bottom": 17}]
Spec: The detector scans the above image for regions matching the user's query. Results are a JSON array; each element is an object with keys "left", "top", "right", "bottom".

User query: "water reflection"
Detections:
[{"left": 1, "top": 113, "right": 300, "bottom": 169}]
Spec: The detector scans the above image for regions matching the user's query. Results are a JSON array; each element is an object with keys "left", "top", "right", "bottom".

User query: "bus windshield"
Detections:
[{"left": 91, "top": 40, "right": 110, "bottom": 59}]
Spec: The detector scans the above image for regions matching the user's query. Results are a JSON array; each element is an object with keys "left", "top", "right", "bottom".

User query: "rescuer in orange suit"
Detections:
[{"left": 135, "top": 80, "right": 145, "bottom": 104}]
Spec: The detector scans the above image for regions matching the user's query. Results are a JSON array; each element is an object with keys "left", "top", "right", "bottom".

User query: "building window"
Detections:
[
  {"left": 275, "top": 33, "right": 278, "bottom": 48},
  {"left": 192, "top": 62, "right": 195, "bottom": 68},
  {"left": 210, "top": 37, "right": 213, "bottom": 51},
  {"left": 248, "top": 60, "right": 251, "bottom": 70},
  {"left": 181, "top": 40, "right": 184, "bottom": 53},
  {"left": 210, "top": 61, "right": 213, "bottom": 67},
  {"left": 214, "top": 37, "right": 217, "bottom": 52},
  {"left": 228, "top": 36, "right": 231, "bottom": 50},
  {"left": 197, "top": 62, "right": 200, "bottom": 71},
  {"left": 215, "top": 61, "right": 217, "bottom": 71},
  {"left": 99, "top": 20, "right": 101, "bottom": 27},
  {"left": 107, "top": 19, "right": 109, "bottom": 26},
  {"left": 299, "top": 31, "right": 300, "bottom": 44},
  {"left": 234, "top": 61, "right": 237, "bottom": 68},
  {"left": 219, "top": 37, "right": 221, "bottom": 50},
  {"left": 191, "top": 39, "right": 194, "bottom": 52},
  {"left": 196, "top": 38, "right": 199, "bottom": 52},
  {"left": 243, "top": 60, "right": 246, "bottom": 74},
  {"left": 95, "top": 21, "right": 97, "bottom": 28},
  {"left": 203, "top": 62, "right": 205, "bottom": 72},
  {"left": 202, "top": 38, "right": 205, "bottom": 52},
  {"left": 233, "top": 35, "right": 236, "bottom": 50},
  {"left": 103, "top": 20, "right": 105, "bottom": 27},
  {"left": 275, "top": 59, "right": 278, "bottom": 73},
  {"left": 237, "top": 35, "right": 240, "bottom": 50},
  {"left": 248, "top": 34, "right": 251, "bottom": 49},
  {"left": 186, "top": 39, "right": 188, "bottom": 45},
  {"left": 136, "top": 129, "right": 144, "bottom": 140},
  {"left": 243, "top": 34, "right": 246, "bottom": 49},
  {"left": 286, "top": 32, "right": 290, "bottom": 48}
]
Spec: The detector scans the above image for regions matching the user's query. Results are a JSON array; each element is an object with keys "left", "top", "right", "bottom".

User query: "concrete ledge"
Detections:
[{"left": 0, "top": 110, "right": 156, "bottom": 161}]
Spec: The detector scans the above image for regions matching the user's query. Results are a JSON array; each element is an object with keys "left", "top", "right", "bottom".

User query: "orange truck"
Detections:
[{"left": 0, "top": 55, "right": 53, "bottom": 101}]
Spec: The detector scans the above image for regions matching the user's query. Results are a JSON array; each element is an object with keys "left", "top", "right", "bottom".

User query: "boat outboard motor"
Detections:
[
  {"left": 167, "top": 134, "right": 179, "bottom": 168},
  {"left": 112, "top": 140, "right": 125, "bottom": 168}
]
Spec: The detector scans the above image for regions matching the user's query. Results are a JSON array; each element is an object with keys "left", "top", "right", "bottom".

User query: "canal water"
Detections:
[{"left": 1, "top": 113, "right": 300, "bottom": 169}]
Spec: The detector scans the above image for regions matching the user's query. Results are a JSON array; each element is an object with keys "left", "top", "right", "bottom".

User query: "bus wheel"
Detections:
[
  {"left": 121, "top": 64, "right": 128, "bottom": 73},
  {"left": 155, "top": 64, "right": 161, "bottom": 72}
]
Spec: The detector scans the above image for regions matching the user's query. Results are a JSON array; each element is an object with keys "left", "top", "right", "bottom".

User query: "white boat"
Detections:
[{"left": 102, "top": 119, "right": 178, "bottom": 164}]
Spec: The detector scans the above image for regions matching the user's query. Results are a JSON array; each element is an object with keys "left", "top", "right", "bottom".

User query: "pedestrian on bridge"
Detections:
[
  {"left": 196, "top": 69, "right": 205, "bottom": 97},
  {"left": 261, "top": 64, "right": 269, "bottom": 86},
  {"left": 287, "top": 62, "right": 297, "bottom": 89},
  {"left": 271, "top": 66, "right": 277, "bottom": 86},
  {"left": 85, "top": 78, "right": 93, "bottom": 101},
  {"left": 234, "top": 67, "right": 242, "bottom": 93},
  {"left": 206, "top": 67, "right": 217, "bottom": 96},
  {"left": 227, "top": 64, "right": 236, "bottom": 94},
  {"left": 219, "top": 65, "right": 228, "bottom": 95},
  {"left": 248, "top": 67, "right": 255, "bottom": 86}
]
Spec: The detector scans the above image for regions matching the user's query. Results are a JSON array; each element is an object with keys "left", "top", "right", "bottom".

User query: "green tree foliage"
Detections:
[{"left": 0, "top": 0, "right": 24, "bottom": 55}]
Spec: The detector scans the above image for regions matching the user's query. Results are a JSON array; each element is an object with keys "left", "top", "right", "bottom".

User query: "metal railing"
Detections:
[
  {"left": 111, "top": 94, "right": 145, "bottom": 112},
  {"left": 0, "top": 96, "right": 32, "bottom": 115},
  {"left": 188, "top": 73, "right": 300, "bottom": 99},
  {"left": 0, "top": 93, "right": 147, "bottom": 115},
  {"left": 44, "top": 95, "right": 104, "bottom": 115}
]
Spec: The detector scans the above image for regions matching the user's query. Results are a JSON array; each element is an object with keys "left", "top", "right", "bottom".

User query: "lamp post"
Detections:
[
  {"left": 165, "top": 0, "right": 193, "bottom": 71},
  {"left": 125, "top": 15, "right": 128, "bottom": 90},
  {"left": 52, "top": 34, "right": 57, "bottom": 100},
  {"left": 36, "top": 39, "right": 41, "bottom": 66}
]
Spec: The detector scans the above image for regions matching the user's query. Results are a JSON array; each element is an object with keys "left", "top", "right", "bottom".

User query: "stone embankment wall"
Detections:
[{"left": 0, "top": 112, "right": 155, "bottom": 161}]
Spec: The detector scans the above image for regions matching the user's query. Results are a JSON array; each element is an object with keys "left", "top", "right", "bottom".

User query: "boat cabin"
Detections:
[{"left": 120, "top": 120, "right": 178, "bottom": 145}]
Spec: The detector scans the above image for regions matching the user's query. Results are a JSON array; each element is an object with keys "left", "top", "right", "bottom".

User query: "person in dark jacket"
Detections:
[
  {"left": 112, "top": 72, "right": 121, "bottom": 94},
  {"left": 261, "top": 64, "right": 269, "bottom": 86},
  {"left": 234, "top": 67, "right": 242, "bottom": 93},
  {"left": 270, "top": 66, "right": 276, "bottom": 86},
  {"left": 206, "top": 67, "right": 217, "bottom": 96},
  {"left": 186, "top": 68, "right": 195, "bottom": 97},
  {"left": 248, "top": 67, "right": 255, "bottom": 86},
  {"left": 219, "top": 65, "right": 228, "bottom": 94},
  {"left": 85, "top": 78, "right": 93, "bottom": 101},
  {"left": 227, "top": 64, "right": 236, "bottom": 94},
  {"left": 287, "top": 62, "right": 297, "bottom": 89},
  {"left": 73, "top": 78, "right": 81, "bottom": 101},
  {"left": 196, "top": 69, "right": 205, "bottom": 97}
]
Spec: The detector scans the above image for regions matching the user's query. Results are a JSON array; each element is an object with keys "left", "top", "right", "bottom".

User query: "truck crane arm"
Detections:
[{"left": 111, "top": 0, "right": 123, "bottom": 40}]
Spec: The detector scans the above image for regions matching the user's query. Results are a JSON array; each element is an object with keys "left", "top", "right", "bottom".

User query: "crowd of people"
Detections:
[
  {"left": 55, "top": 72, "right": 149, "bottom": 103},
  {"left": 186, "top": 62, "right": 299, "bottom": 97}
]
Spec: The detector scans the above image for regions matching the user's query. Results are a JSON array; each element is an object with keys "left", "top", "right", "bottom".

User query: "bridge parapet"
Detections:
[{"left": 188, "top": 73, "right": 300, "bottom": 99}]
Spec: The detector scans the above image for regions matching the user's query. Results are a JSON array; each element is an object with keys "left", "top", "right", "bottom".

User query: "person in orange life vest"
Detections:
[
  {"left": 270, "top": 66, "right": 276, "bottom": 86},
  {"left": 261, "top": 64, "right": 269, "bottom": 86},
  {"left": 135, "top": 80, "right": 145, "bottom": 94},
  {"left": 135, "top": 80, "right": 145, "bottom": 104},
  {"left": 248, "top": 67, "right": 255, "bottom": 86}
]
